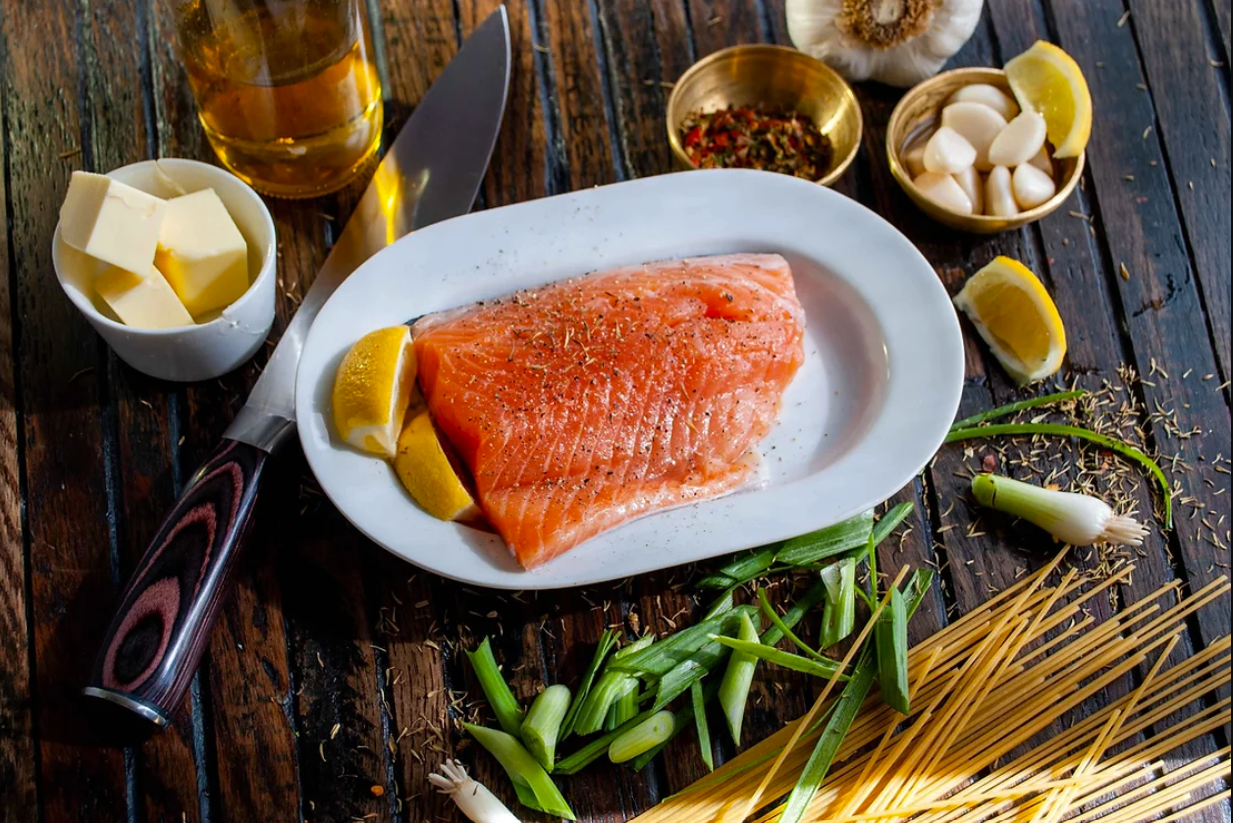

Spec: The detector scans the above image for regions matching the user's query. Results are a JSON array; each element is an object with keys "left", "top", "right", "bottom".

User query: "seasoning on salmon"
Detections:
[{"left": 412, "top": 253, "right": 806, "bottom": 569}]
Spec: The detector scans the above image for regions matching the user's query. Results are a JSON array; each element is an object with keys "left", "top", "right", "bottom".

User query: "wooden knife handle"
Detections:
[{"left": 84, "top": 438, "right": 267, "bottom": 730}]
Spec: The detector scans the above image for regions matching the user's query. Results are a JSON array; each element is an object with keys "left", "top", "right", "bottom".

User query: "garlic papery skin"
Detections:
[
  {"left": 429, "top": 760, "right": 522, "bottom": 823},
  {"left": 786, "top": 0, "right": 985, "bottom": 88},
  {"left": 972, "top": 474, "right": 1149, "bottom": 546},
  {"left": 984, "top": 166, "right": 1018, "bottom": 216},
  {"left": 923, "top": 126, "right": 977, "bottom": 174}
]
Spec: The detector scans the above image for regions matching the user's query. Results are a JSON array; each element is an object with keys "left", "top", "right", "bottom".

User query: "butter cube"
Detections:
[
  {"left": 96, "top": 265, "right": 194, "bottom": 329},
  {"left": 154, "top": 189, "right": 249, "bottom": 317},
  {"left": 59, "top": 171, "right": 166, "bottom": 275}
]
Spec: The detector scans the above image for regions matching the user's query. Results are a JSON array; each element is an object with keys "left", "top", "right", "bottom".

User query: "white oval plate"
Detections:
[{"left": 296, "top": 169, "right": 963, "bottom": 589}]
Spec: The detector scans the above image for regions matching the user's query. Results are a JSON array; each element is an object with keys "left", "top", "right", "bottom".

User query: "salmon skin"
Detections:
[{"left": 411, "top": 253, "right": 806, "bottom": 569}]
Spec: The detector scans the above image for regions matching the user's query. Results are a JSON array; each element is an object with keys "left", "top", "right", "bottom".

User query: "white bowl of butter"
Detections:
[{"left": 52, "top": 158, "right": 277, "bottom": 382}]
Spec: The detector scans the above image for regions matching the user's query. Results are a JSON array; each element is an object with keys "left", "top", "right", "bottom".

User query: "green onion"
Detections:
[
  {"left": 520, "top": 684, "right": 570, "bottom": 771},
  {"left": 560, "top": 629, "right": 619, "bottom": 739},
  {"left": 946, "top": 422, "right": 1172, "bottom": 527},
  {"left": 697, "top": 546, "right": 777, "bottom": 589},
  {"left": 573, "top": 635, "right": 653, "bottom": 736},
  {"left": 630, "top": 689, "right": 712, "bottom": 771},
  {"left": 717, "top": 611, "right": 759, "bottom": 744},
  {"left": 875, "top": 585, "right": 910, "bottom": 714},
  {"left": 776, "top": 510, "right": 874, "bottom": 566},
  {"left": 949, "top": 389, "right": 1086, "bottom": 430},
  {"left": 609, "top": 606, "right": 756, "bottom": 676},
  {"left": 702, "top": 585, "right": 737, "bottom": 619},
  {"left": 871, "top": 501, "right": 915, "bottom": 547},
  {"left": 691, "top": 680, "right": 714, "bottom": 772},
  {"left": 609, "top": 711, "right": 675, "bottom": 763},
  {"left": 466, "top": 638, "right": 525, "bottom": 737},
  {"left": 777, "top": 568, "right": 934, "bottom": 823},
  {"left": 759, "top": 580, "right": 827, "bottom": 647},
  {"left": 820, "top": 557, "right": 857, "bottom": 648},
  {"left": 609, "top": 684, "right": 640, "bottom": 730},
  {"left": 553, "top": 709, "right": 654, "bottom": 775},
  {"left": 711, "top": 635, "right": 845, "bottom": 680},
  {"left": 463, "top": 723, "right": 576, "bottom": 820},
  {"left": 777, "top": 650, "right": 878, "bottom": 823},
  {"left": 972, "top": 473, "right": 1149, "bottom": 546},
  {"left": 757, "top": 587, "right": 827, "bottom": 661}
]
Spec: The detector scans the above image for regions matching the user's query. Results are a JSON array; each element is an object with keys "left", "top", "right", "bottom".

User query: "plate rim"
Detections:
[{"left": 296, "top": 169, "right": 963, "bottom": 589}]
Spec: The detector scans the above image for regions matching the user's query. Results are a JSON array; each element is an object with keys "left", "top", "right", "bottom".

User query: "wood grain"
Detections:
[
  {"left": 0, "top": 29, "right": 38, "bottom": 823},
  {"left": 1, "top": 0, "right": 129, "bottom": 819}
]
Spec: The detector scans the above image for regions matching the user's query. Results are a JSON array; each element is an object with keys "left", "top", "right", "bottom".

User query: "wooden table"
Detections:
[{"left": 1, "top": 1, "right": 1229, "bottom": 821}]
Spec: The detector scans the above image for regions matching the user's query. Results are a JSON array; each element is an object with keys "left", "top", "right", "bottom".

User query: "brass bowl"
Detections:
[
  {"left": 666, "top": 45, "right": 862, "bottom": 187},
  {"left": 887, "top": 67, "right": 1084, "bottom": 233}
]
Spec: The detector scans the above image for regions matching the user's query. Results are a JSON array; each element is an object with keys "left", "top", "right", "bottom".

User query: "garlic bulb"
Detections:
[{"left": 786, "top": 0, "right": 985, "bottom": 88}]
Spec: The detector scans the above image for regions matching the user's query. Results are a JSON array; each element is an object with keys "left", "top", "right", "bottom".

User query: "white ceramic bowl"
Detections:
[{"left": 52, "top": 159, "right": 277, "bottom": 382}]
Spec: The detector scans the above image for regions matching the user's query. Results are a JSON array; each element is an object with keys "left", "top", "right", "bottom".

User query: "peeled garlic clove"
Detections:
[
  {"left": 985, "top": 166, "right": 1018, "bottom": 217},
  {"left": 1028, "top": 145, "right": 1054, "bottom": 175},
  {"left": 923, "top": 127, "right": 977, "bottom": 175},
  {"left": 1012, "top": 163, "right": 1057, "bottom": 209},
  {"left": 941, "top": 102, "right": 1007, "bottom": 171},
  {"left": 914, "top": 171, "right": 974, "bottom": 215},
  {"left": 946, "top": 83, "right": 1020, "bottom": 120},
  {"left": 988, "top": 111, "right": 1047, "bottom": 167},
  {"left": 953, "top": 166, "right": 984, "bottom": 215},
  {"left": 903, "top": 138, "right": 929, "bottom": 177}
]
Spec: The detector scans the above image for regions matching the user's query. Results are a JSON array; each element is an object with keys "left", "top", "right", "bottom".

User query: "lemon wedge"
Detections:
[
  {"left": 332, "top": 326, "right": 416, "bottom": 457},
  {"left": 1004, "top": 41, "right": 1093, "bottom": 158},
  {"left": 953, "top": 256, "right": 1067, "bottom": 385},
  {"left": 393, "top": 410, "right": 479, "bottom": 521}
]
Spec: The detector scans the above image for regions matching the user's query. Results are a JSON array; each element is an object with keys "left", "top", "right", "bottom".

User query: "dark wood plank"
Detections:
[
  {"left": 146, "top": 1, "right": 307, "bottom": 816},
  {"left": 1207, "top": 0, "right": 1231, "bottom": 77},
  {"left": 1043, "top": 0, "right": 1232, "bottom": 648},
  {"left": 0, "top": 54, "right": 39, "bottom": 823},
  {"left": 0, "top": 1, "right": 129, "bottom": 819},
  {"left": 79, "top": 0, "right": 206, "bottom": 817},
  {"left": 1126, "top": 0, "right": 1231, "bottom": 387},
  {"left": 595, "top": 0, "right": 692, "bottom": 178},
  {"left": 685, "top": 0, "right": 765, "bottom": 55}
]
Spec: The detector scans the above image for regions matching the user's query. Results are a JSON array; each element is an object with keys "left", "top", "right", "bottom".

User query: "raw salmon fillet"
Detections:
[{"left": 412, "top": 253, "right": 805, "bottom": 569}]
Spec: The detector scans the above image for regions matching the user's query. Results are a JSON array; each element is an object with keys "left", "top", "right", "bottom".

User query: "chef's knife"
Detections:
[{"left": 83, "top": 7, "right": 511, "bottom": 732}]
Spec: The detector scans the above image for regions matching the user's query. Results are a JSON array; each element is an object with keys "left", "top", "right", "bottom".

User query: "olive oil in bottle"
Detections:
[{"left": 175, "top": 0, "right": 383, "bottom": 198}]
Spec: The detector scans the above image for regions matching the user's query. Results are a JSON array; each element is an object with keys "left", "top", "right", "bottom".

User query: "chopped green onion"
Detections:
[
  {"left": 875, "top": 586, "right": 910, "bottom": 714},
  {"left": 757, "top": 587, "right": 827, "bottom": 661},
  {"left": 609, "top": 711, "right": 675, "bottom": 763},
  {"left": 820, "top": 558, "right": 857, "bottom": 648},
  {"left": 463, "top": 723, "right": 576, "bottom": 820},
  {"left": 609, "top": 606, "right": 756, "bottom": 676},
  {"left": 554, "top": 709, "right": 654, "bottom": 775},
  {"left": 702, "top": 585, "right": 737, "bottom": 619},
  {"left": 946, "top": 423, "right": 1172, "bottom": 527},
  {"left": 691, "top": 680, "right": 714, "bottom": 772},
  {"left": 972, "top": 473, "right": 1150, "bottom": 546},
  {"left": 466, "top": 638, "right": 525, "bottom": 737},
  {"left": 560, "top": 630, "right": 619, "bottom": 739},
  {"left": 609, "top": 684, "right": 640, "bottom": 730},
  {"left": 573, "top": 635, "right": 653, "bottom": 736},
  {"left": 777, "top": 650, "right": 877, "bottom": 823},
  {"left": 631, "top": 688, "right": 713, "bottom": 771},
  {"left": 520, "top": 684, "right": 570, "bottom": 771},
  {"left": 697, "top": 546, "right": 777, "bottom": 589},
  {"left": 759, "top": 580, "right": 827, "bottom": 647},
  {"left": 949, "top": 389, "right": 1086, "bottom": 430},
  {"left": 717, "top": 611, "right": 759, "bottom": 745},
  {"left": 902, "top": 569, "right": 934, "bottom": 621},
  {"left": 871, "top": 501, "right": 915, "bottom": 546},
  {"left": 711, "top": 635, "right": 846, "bottom": 680},
  {"left": 776, "top": 510, "right": 874, "bottom": 566}
]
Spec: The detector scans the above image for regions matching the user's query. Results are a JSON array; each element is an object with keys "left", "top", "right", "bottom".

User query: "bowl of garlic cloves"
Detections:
[{"left": 887, "top": 67, "right": 1084, "bottom": 233}]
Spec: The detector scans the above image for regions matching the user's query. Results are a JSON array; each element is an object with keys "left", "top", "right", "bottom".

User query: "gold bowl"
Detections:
[
  {"left": 666, "top": 45, "right": 862, "bottom": 187},
  {"left": 887, "top": 67, "right": 1084, "bottom": 233}
]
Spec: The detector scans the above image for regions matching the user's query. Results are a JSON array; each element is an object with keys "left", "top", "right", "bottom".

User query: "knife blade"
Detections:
[{"left": 83, "top": 7, "right": 511, "bottom": 734}]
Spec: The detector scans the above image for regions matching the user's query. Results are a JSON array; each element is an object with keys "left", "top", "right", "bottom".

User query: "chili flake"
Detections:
[{"left": 680, "top": 105, "right": 833, "bottom": 180}]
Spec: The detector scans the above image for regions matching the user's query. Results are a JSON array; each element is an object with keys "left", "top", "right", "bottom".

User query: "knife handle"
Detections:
[{"left": 84, "top": 438, "right": 267, "bottom": 732}]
